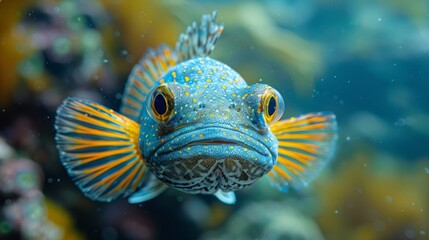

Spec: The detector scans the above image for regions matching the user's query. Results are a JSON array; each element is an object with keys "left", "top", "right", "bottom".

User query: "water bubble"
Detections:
[
  {"left": 47, "top": 178, "right": 53, "bottom": 183},
  {"left": 425, "top": 168, "right": 429, "bottom": 174},
  {"left": 103, "top": 59, "right": 109, "bottom": 64},
  {"left": 378, "top": 17, "right": 382, "bottom": 22},
  {"left": 334, "top": 210, "right": 340, "bottom": 215},
  {"left": 346, "top": 136, "right": 351, "bottom": 141},
  {"left": 421, "top": 230, "right": 426, "bottom": 236}
]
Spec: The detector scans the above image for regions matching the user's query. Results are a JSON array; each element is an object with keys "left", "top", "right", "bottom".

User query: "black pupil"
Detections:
[
  {"left": 267, "top": 96, "right": 276, "bottom": 116},
  {"left": 154, "top": 93, "right": 167, "bottom": 115}
]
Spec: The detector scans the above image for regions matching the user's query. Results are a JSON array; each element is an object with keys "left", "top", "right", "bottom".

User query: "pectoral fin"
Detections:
[
  {"left": 55, "top": 97, "right": 147, "bottom": 202},
  {"left": 214, "top": 190, "right": 236, "bottom": 204},
  {"left": 268, "top": 112, "right": 337, "bottom": 191},
  {"left": 128, "top": 174, "right": 168, "bottom": 204}
]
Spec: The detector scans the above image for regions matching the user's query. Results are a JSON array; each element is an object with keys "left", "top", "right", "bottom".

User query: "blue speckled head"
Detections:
[{"left": 139, "top": 57, "right": 283, "bottom": 194}]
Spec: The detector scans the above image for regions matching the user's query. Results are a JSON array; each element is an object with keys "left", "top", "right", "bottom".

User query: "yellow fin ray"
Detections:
[
  {"left": 55, "top": 97, "right": 147, "bottom": 202},
  {"left": 268, "top": 112, "right": 337, "bottom": 191},
  {"left": 120, "top": 11, "right": 224, "bottom": 121},
  {"left": 119, "top": 45, "right": 179, "bottom": 121}
]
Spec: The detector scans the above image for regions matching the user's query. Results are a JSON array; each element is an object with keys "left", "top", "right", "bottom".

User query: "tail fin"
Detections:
[
  {"left": 55, "top": 98, "right": 147, "bottom": 202},
  {"left": 268, "top": 112, "right": 337, "bottom": 191}
]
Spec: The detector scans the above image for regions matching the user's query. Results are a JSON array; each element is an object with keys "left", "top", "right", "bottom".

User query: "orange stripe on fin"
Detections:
[
  {"left": 55, "top": 97, "right": 148, "bottom": 202},
  {"left": 278, "top": 141, "right": 319, "bottom": 154},
  {"left": 267, "top": 112, "right": 337, "bottom": 192},
  {"left": 120, "top": 45, "right": 179, "bottom": 121}
]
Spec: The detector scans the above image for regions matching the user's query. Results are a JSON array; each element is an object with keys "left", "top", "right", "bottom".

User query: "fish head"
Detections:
[{"left": 139, "top": 58, "right": 285, "bottom": 194}]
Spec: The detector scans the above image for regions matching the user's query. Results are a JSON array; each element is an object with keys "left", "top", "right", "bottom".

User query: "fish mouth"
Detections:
[
  {"left": 186, "top": 139, "right": 259, "bottom": 152},
  {"left": 153, "top": 125, "right": 271, "bottom": 157},
  {"left": 148, "top": 125, "right": 274, "bottom": 194}
]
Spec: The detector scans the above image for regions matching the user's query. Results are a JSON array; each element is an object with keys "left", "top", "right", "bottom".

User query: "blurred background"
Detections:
[{"left": 1, "top": 0, "right": 428, "bottom": 239}]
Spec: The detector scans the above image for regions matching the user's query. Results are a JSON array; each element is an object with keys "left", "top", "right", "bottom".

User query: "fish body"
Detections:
[{"left": 55, "top": 12, "right": 337, "bottom": 204}]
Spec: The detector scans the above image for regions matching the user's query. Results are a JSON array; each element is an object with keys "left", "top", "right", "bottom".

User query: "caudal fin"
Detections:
[{"left": 55, "top": 98, "right": 148, "bottom": 202}]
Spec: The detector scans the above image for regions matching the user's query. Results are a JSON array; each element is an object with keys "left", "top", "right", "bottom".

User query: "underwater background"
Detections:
[{"left": 1, "top": 0, "right": 428, "bottom": 239}]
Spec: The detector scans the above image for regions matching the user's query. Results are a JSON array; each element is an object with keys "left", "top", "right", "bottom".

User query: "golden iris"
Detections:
[
  {"left": 262, "top": 88, "right": 284, "bottom": 125},
  {"left": 150, "top": 84, "right": 174, "bottom": 122}
]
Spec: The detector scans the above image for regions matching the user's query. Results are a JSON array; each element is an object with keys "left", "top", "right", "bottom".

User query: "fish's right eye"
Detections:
[
  {"left": 149, "top": 84, "right": 174, "bottom": 122},
  {"left": 261, "top": 88, "right": 284, "bottom": 125}
]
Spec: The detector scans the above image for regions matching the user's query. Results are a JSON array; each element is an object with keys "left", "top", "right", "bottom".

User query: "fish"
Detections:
[{"left": 54, "top": 11, "right": 337, "bottom": 205}]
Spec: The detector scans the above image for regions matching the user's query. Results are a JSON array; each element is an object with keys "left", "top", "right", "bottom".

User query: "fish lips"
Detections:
[{"left": 152, "top": 126, "right": 273, "bottom": 164}]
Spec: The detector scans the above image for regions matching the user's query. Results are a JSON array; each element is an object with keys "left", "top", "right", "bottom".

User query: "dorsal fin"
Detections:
[
  {"left": 120, "top": 45, "right": 178, "bottom": 120},
  {"left": 120, "top": 11, "right": 224, "bottom": 121},
  {"left": 176, "top": 11, "right": 224, "bottom": 61}
]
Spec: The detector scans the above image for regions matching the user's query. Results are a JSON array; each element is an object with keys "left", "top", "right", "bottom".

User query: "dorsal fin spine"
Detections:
[
  {"left": 120, "top": 11, "right": 223, "bottom": 121},
  {"left": 175, "top": 11, "right": 224, "bottom": 62}
]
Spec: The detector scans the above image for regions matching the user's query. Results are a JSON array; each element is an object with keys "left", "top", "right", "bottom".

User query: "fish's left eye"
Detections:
[
  {"left": 262, "top": 88, "right": 284, "bottom": 125},
  {"left": 149, "top": 84, "right": 174, "bottom": 122}
]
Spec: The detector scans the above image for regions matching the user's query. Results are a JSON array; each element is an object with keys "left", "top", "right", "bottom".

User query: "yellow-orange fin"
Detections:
[
  {"left": 120, "top": 11, "right": 223, "bottom": 121},
  {"left": 120, "top": 45, "right": 179, "bottom": 121},
  {"left": 55, "top": 97, "right": 147, "bottom": 202},
  {"left": 268, "top": 112, "right": 337, "bottom": 191}
]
